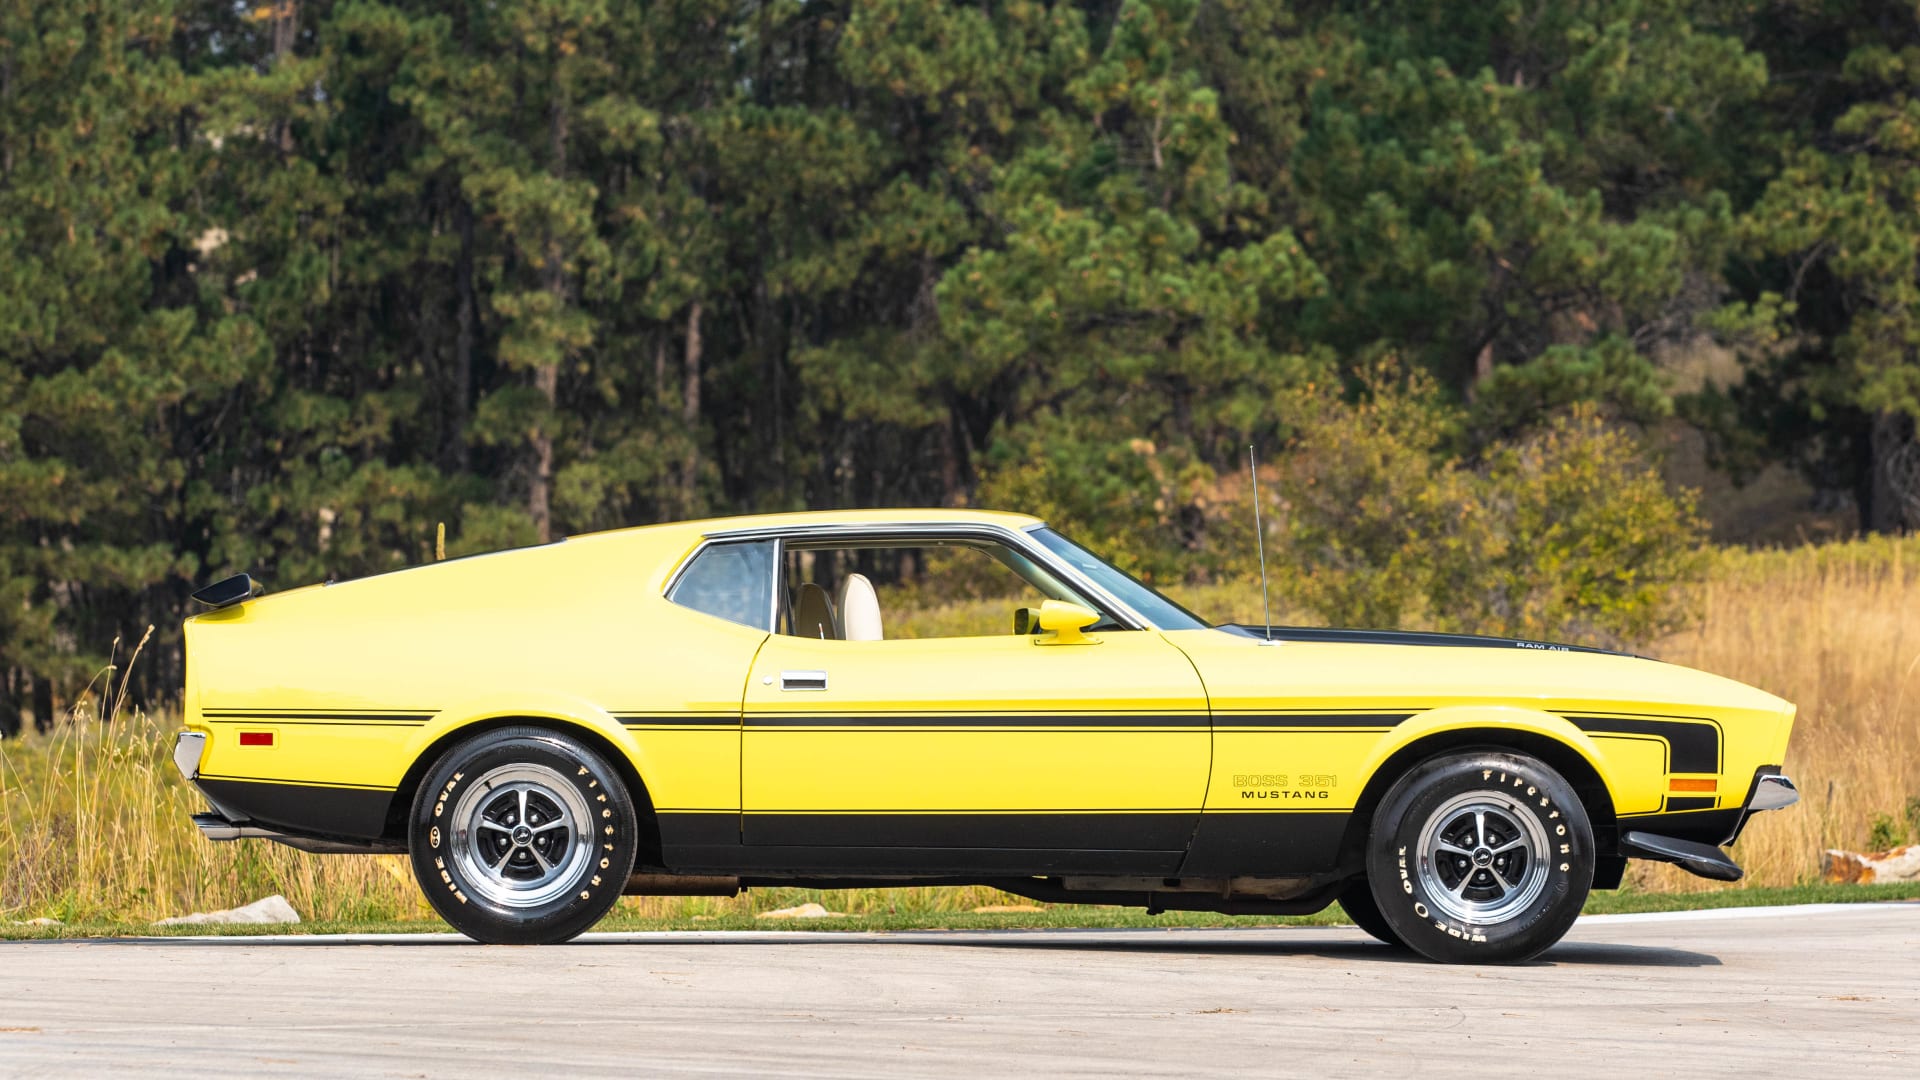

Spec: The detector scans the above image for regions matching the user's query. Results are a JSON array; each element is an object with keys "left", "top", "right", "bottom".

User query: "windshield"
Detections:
[{"left": 1026, "top": 527, "right": 1210, "bottom": 631}]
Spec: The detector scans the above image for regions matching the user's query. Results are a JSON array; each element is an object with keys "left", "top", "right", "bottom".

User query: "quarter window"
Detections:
[{"left": 668, "top": 540, "right": 775, "bottom": 630}]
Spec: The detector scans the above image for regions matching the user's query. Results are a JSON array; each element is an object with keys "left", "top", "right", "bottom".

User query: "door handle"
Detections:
[{"left": 780, "top": 670, "right": 829, "bottom": 692}]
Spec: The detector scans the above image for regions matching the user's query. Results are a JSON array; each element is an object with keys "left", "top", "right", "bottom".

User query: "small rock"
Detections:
[
  {"left": 1824, "top": 845, "right": 1920, "bottom": 884},
  {"left": 155, "top": 894, "right": 301, "bottom": 926},
  {"left": 971, "top": 904, "right": 1046, "bottom": 914},
  {"left": 11, "top": 918, "right": 62, "bottom": 927},
  {"left": 755, "top": 902, "right": 846, "bottom": 920}
]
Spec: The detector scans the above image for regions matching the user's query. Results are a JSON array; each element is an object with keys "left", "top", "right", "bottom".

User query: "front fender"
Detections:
[{"left": 1359, "top": 705, "right": 1620, "bottom": 800}]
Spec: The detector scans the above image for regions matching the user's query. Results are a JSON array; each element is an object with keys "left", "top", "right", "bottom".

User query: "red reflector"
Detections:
[{"left": 238, "top": 732, "right": 274, "bottom": 747}]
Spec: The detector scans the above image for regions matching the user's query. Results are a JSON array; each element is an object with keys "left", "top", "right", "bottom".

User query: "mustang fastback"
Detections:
[{"left": 172, "top": 509, "right": 1798, "bottom": 961}]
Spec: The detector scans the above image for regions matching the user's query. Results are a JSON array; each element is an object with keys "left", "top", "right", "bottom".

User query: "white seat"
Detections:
[
  {"left": 792, "top": 582, "right": 837, "bottom": 639},
  {"left": 836, "top": 573, "right": 883, "bottom": 641}
]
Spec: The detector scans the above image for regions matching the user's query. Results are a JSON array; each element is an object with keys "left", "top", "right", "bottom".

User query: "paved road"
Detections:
[{"left": 2, "top": 904, "right": 1916, "bottom": 1077}]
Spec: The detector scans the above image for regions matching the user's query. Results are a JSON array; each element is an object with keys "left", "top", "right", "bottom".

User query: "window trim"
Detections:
[
  {"left": 663, "top": 537, "right": 781, "bottom": 633},
  {"left": 688, "top": 521, "right": 1154, "bottom": 632}
]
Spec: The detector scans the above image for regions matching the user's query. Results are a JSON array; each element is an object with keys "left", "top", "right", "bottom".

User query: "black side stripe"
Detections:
[
  {"left": 1566, "top": 715, "right": 1722, "bottom": 774},
  {"left": 1211, "top": 713, "right": 1416, "bottom": 728},
  {"left": 618, "top": 714, "right": 738, "bottom": 729},
  {"left": 203, "top": 711, "right": 434, "bottom": 725},
  {"left": 745, "top": 713, "right": 1210, "bottom": 729}
]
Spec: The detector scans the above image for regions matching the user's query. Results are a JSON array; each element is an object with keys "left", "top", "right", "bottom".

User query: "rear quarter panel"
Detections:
[{"left": 184, "top": 527, "right": 757, "bottom": 824}]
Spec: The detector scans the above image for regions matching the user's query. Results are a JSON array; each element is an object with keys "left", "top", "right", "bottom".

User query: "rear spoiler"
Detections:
[{"left": 191, "top": 573, "right": 256, "bottom": 610}]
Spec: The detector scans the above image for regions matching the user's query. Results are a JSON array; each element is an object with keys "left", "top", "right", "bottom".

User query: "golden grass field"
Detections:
[{"left": 2, "top": 536, "right": 1916, "bottom": 925}]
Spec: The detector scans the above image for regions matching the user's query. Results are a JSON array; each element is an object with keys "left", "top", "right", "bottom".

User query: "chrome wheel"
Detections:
[
  {"left": 447, "top": 763, "right": 593, "bottom": 909},
  {"left": 1414, "top": 790, "right": 1550, "bottom": 925}
]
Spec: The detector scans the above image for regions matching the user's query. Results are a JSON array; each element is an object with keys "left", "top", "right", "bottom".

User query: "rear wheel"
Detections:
[
  {"left": 1365, "top": 750, "right": 1593, "bottom": 964},
  {"left": 408, "top": 726, "right": 638, "bottom": 944}
]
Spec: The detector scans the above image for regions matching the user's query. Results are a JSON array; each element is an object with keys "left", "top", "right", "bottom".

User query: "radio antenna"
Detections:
[{"left": 1248, "top": 444, "right": 1275, "bottom": 643}]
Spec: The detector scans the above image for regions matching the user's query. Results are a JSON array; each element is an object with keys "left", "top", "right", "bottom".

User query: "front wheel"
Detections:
[
  {"left": 1365, "top": 750, "right": 1593, "bottom": 964},
  {"left": 1336, "top": 878, "right": 1406, "bottom": 949},
  {"left": 408, "top": 726, "right": 638, "bottom": 944}
]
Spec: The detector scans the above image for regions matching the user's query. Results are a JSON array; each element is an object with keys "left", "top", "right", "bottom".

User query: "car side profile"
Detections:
[{"left": 172, "top": 509, "right": 1798, "bottom": 962}]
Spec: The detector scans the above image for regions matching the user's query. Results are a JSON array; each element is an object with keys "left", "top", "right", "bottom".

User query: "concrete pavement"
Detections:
[{"left": 2, "top": 903, "right": 1916, "bottom": 1077}]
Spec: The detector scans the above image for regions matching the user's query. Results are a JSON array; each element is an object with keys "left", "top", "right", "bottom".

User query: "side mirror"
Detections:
[
  {"left": 1013, "top": 607, "right": 1040, "bottom": 635},
  {"left": 1034, "top": 599, "right": 1100, "bottom": 645}
]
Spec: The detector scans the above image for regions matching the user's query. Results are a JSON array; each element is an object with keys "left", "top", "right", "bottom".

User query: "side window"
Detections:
[
  {"left": 668, "top": 540, "right": 775, "bottom": 631},
  {"left": 779, "top": 539, "right": 1115, "bottom": 640}
]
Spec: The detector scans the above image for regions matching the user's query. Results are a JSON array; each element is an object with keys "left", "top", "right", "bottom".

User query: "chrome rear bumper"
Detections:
[{"left": 172, "top": 729, "right": 206, "bottom": 781}]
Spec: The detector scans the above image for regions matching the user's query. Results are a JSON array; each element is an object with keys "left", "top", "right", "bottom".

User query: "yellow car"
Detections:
[{"left": 171, "top": 509, "right": 1798, "bottom": 961}]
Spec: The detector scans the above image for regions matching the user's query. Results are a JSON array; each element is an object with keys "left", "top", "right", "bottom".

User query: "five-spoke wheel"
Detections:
[
  {"left": 1365, "top": 750, "right": 1593, "bottom": 964},
  {"left": 1415, "top": 792, "right": 1550, "bottom": 926},
  {"left": 450, "top": 764, "right": 595, "bottom": 910},
  {"left": 409, "top": 726, "right": 638, "bottom": 944}
]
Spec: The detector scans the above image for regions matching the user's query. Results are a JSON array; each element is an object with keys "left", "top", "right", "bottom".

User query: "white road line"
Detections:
[
  {"left": 1576, "top": 900, "right": 1920, "bottom": 924},
  {"left": 61, "top": 900, "right": 1920, "bottom": 945}
]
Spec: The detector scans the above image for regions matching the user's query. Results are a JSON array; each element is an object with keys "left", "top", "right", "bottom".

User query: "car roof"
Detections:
[{"left": 581, "top": 507, "right": 1046, "bottom": 544}]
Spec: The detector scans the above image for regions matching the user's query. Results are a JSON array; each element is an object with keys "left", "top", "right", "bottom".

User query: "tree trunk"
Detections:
[
  {"left": 448, "top": 199, "right": 476, "bottom": 473},
  {"left": 274, "top": 2, "right": 300, "bottom": 155},
  {"left": 529, "top": 71, "right": 571, "bottom": 544},
  {"left": 0, "top": 668, "right": 18, "bottom": 739},
  {"left": 2, "top": 53, "right": 13, "bottom": 177},
  {"left": 654, "top": 335, "right": 668, "bottom": 407},
  {"left": 1866, "top": 409, "right": 1915, "bottom": 535},
  {"left": 681, "top": 302, "right": 704, "bottom": 515},
  {"left": 31, "top": 673, "right": 53, "bottom": 734},
  {"left": 939, "top": 408, "right": 963, "bottom": 507}
]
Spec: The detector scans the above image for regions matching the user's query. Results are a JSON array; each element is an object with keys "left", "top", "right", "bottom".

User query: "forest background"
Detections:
[{"left": 6, "top": 0, "right": 1920, "bottom": 730}]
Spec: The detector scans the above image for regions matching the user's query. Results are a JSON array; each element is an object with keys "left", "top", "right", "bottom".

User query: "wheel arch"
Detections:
[
  {"left": 383, "top": 701, "right": 662, "bottom": 866},
  {"left": 1337, "top": 708, "right": 1620, "bottom": 873}
]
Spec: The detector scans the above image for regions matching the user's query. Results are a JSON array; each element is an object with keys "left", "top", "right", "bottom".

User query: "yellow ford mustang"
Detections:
[{"left": 171, "top": 509, "right": 1798, "bottom": 961}]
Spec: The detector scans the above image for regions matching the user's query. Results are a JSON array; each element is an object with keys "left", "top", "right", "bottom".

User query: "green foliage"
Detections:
[
  {"left": 1275, "top": 368, "right": 1707, "bottom": 645},
  {"left": 1269, "top": 365, "right": 1472, "bottom": 631},
  {"left": 975, "top": 423, "right": 1248, "bottom": 584},
  {"left": 1885, "top": 794, "right": 1920, "bottom": 852},
  {"left": 2, "top": 1, "right": 1905, "bottom": 724},
  {"left": 1688, "top": 2, "right": 1920, "bottom": 532},
  {"left": 1868, "top": 814, "right": 1907, "bottom": 853}
]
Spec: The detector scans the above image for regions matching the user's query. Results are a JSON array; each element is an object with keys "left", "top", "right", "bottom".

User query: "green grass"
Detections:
[{"left": 4, "top": 881, "right": 1914, "bottom": 941}]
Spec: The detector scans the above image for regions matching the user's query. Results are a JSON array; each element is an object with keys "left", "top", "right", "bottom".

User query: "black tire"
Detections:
[
  {"left": 1336, "top": 878, "right": 1407, "bottom": 949},
  {"left": 408, "top": 726, "right": 638, "bottom": 945},
  {"left": 1365, "top": 750, "right": 1593, "bottom": 964}
]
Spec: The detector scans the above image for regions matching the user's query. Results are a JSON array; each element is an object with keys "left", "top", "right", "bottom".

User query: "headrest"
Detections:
[
  {"left": 837, "top": 573, "right": 883, "bottom": 641},
  {"left": 793, "top": 581, "right": 837, "bottom": 639}
]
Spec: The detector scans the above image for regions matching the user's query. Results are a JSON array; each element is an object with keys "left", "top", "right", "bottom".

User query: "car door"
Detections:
[{"left": 740, "top": 629, "right": 1211, "bottom": 874}]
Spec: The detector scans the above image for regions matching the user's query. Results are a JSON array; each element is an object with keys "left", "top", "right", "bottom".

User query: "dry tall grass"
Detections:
[
  {"left": 1630, "top": 537, "right": 1920, "bottom": 890},
  {"left": 0, "top": 707, "right": 432, "bottom": 923},
  {"left": 2, "top": 537, "right": 1914, "bottom": 923}
]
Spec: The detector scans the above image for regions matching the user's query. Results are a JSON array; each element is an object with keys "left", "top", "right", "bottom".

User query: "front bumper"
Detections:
[
  {"left": 1619, "top": 767, "right": 1799, "bottom": 883},
  {"left": 1726, "top": 767, "right": 1798, "bottom": 845},
  {"left": 1747, "top": 772, "right": 1799, "bottom": 813}
]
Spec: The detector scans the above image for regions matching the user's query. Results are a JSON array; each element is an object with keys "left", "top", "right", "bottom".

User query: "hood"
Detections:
[{"left": 1218, "top": 624, "right": 1641, "bottom": 659}]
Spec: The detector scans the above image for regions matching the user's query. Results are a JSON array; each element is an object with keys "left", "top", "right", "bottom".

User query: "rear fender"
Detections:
[{"left": 402, "top": 693, "right": 655, "bottom": 791}]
